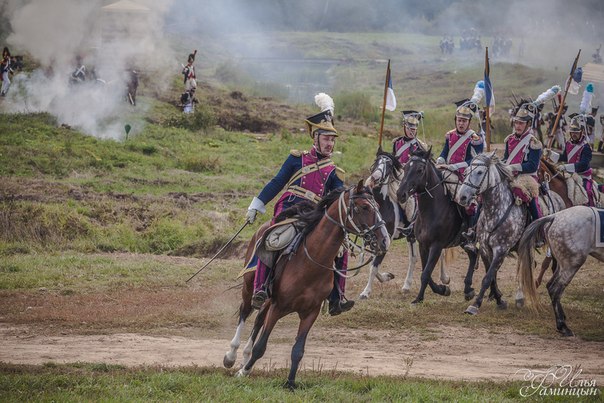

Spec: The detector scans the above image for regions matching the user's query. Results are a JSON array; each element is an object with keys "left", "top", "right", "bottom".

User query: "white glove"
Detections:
[
  {"left": 508, "top": 163, "right": 522, "bottom": 173},
  {"left": 246, "top": 209, "right": 258, "bottom": 224},
  {"left": 246, "top": 197, "right": 266, "bottom": 224},
  {"left": 436, "top": 157, "right": 446, "bottom": 165}
]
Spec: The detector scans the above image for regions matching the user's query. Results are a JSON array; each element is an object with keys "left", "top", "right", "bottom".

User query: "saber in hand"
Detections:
[{"left": 185, "top": 220, "right": 249, "bottom": 283}]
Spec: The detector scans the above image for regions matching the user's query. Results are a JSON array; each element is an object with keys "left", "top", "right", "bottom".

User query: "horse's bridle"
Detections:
[
  {"left": 303, "top": 187, "right": 386, "bottom": 273},
  {"left": 405, "top": 155, "right": 445, "bottom": 198},
  {"left": 324, "top": 187, "right": 386, "bottom": 251},
  {"left": 370, "top": 155, "right": 400, "bottom": 187},
  {"left": 462, "top": 159, "right": 505, "bottom": 195}
]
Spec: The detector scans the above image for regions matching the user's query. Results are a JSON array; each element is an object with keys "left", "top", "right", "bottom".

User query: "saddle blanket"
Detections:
[{"left": 595, "top": 208, "right": 604, "bottom": 247}]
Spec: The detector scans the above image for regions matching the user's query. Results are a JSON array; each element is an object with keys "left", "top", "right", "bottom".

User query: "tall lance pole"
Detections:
[
  {"left": 485, "top": 47, "right": 491, "bottom": 152},
  {"left": 378, "top": 59, "right": 391, "bottom": 150},
  {"left": 547, "top": 49, "right": 581, "bottom": 149}
]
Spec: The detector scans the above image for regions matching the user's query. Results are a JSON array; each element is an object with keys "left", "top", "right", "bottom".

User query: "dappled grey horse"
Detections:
[
  {"left": 458, "top": 152, "right": 565, "bottom": 314},
  {"left": 517, "top": 206, "right": 604, "bottom": 336},
  {"left": 361, "top": 150, "right": 450, "bottom": 299}
]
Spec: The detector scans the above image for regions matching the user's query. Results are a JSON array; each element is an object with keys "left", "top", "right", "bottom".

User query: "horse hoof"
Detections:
[
  {"left": 441, "top": 276, "right": 451, "bottom": 285},
  {"left": 464, "top": 305, "right": 479, "bottom": 315},
  {"left": 497, "top": 300, "right": 508, "bottom": 310},
  {"left": 401, "top": 287, "right": 411, "bottom": 295},
  {"left": 515, "top": 298, "right": 524, "bottom": 309},
  {"left": 378, "top": 272, "right": 395, "bottom": 283},
  {"left": 558, "top": 327, "right": 575, "bottom": 337},
  {"left": 411, "top": 299, "right": 423, "bottom": 306},
  {"left": 359, "top": 293, "right": 369, "bottom": 300},
  {"left": 464, "top": 290, "right": 475, "bottom": 301},
  {"left": 443, "top": 285, "right": 451, "bottom": 297},
  {"left": 223, "top": 354, "right": 236, "bottom": 369},
  {"left": 235, "top": 368, "right": 249, "bottom": 378}
]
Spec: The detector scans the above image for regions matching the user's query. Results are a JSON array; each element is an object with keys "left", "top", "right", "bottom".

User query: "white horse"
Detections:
[
  {"left": 361, "top": 150, "right": 450, "bottom": 299},
  {"left": 517, "top": 206, "right": 604, "bottom": 336}
]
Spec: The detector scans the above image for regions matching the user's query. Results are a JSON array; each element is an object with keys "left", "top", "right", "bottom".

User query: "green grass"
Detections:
[{"left": 0, "top": 363, "right": 563, "bottom": 402}]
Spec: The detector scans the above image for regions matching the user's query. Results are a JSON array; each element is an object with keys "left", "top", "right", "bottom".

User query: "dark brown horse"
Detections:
[
  {"left": 224, "top": 182, "right": 390, "bottom": 389},
  {"left": 396, "top": 147, "right": 479, "bottom": 304}
]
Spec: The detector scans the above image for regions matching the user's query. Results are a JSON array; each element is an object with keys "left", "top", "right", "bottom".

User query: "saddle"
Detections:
[{"left": 256, "top": 218, "right": 304, "bottom": 269}]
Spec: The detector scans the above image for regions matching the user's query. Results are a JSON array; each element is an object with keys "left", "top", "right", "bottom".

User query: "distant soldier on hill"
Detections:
[
  {"left": 593, "top": 45, "right": 602, "bottom": 64},
  {"left": 1, "top": 46, "right": 13, "bottom": 96},
  {"left": 182, "top": 50, "right": 197, "bottom": 92}
]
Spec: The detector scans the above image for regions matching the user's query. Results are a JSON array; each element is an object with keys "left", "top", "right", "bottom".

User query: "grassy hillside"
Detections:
[{"left": 0, "top": 31, "right": 586, "bottom": 258}]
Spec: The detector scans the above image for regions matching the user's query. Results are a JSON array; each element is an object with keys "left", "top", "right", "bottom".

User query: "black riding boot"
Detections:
[
  {"left": 462, "top": 205, "right": 480, "bottom": 253},
  {"left": 328, "top": 265, "right": 354, "bottom": 316}
]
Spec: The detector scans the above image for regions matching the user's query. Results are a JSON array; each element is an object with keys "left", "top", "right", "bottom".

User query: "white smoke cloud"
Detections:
[{"left": 2, "top": 0, "right": 176, "bottom": 139}]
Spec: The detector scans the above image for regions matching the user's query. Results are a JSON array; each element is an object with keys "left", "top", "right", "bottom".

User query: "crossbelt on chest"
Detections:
[
  {"left": 286, "top": 185, "right": 322, "bottom": 203},
  {"left": 284, "top": 158, "right": 334, "bottom": 189}
]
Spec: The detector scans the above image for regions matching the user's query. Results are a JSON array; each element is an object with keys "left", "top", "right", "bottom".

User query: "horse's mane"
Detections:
[
  {"left": 410, "top": 146, "right": 433, "bottom": 161},
  {"left": 474, "top": 153, "right": 514, "bottom": 183},
  {"left": 540, "top": 157, "right": 557, "bottom": 174},
  {"left": 275, "top": 200, "right": 315, "bottom": 223},
  {"left": 376, "top": 149, "right": 403, "bottom": 173}
]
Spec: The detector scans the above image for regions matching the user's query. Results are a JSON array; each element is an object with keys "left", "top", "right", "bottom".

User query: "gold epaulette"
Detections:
[
  {"left": 504, "top": 133, "right": 513, "bottom": 143},
  {"left": 290, "top": 149, "right": 303, "bottom": 157},
  {"left": 336, "top": 167, "right": 346, "bottom": 181}
]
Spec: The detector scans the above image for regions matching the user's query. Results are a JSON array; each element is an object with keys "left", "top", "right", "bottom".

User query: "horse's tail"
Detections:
[{"left": 517, "top": 215, "right": 555, "bottom": 309}]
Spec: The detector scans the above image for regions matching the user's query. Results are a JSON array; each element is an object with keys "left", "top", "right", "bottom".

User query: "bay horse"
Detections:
[
  {"left": 396, "top": 147, "right": 479, "bottom": 304},
  {"left": 224, "top": 182, "right": 390, "bottom": 389},
  {"left": 458, "top": 153, "right": 565, "bottom": 314},
  {"left": 360, "top": 149, "right": 450, "bottom": 299},
  {"left": 517, "top": 206, "right": 604, "bottom": 336}
]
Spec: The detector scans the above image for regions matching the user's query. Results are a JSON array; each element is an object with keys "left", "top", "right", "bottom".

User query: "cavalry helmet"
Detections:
[
  {"left": 513, "top": 102, "right": 537, "bottom": 122},
  {"left": 454, "top": 99, "right": 478, "bottom": 120},
  {"left": 568, "top": 113, "right": 586, "bottom": 134},
  {"left": 401, "top": 110, "right": 423, "bottom": 129},
  {"left": 305, "top": 110, "right": 337, "bottom": 138}
]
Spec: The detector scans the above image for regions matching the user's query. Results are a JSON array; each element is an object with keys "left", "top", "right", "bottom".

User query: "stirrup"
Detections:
[
  {"left": 328, "top": 299, "right": 355, "bottom": 316},
  {"left": 251, "top": 290, "right": 268, "bottom": 309}
]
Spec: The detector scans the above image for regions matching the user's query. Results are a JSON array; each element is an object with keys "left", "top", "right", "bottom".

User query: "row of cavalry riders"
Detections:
[{"left": 221, "top": 93, "right": 604, "bottom": 389}]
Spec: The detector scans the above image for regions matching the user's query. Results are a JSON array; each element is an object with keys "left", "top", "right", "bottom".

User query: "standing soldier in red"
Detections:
[
  {"left": 245, "top": 93, "right": 353, "bottom": 316},
  {"left": 182, "top": 50, "right": 197, "bottom": 91}
]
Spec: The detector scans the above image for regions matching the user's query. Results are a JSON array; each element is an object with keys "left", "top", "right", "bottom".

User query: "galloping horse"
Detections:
[
  {"left": 225, "top": 183, "right": 390, "bottom": 389},
  {"left": 518, "top": 206, "right": 604, "bottom": 336},
  {"left": 396, "top": 148, "right": 479, "bottom": 304},
  {"left": 360, "top": 149, "right": 450, "bottom": 299},
  {"left": 458, "top": 153, "right": 565, "bottom": 314}
]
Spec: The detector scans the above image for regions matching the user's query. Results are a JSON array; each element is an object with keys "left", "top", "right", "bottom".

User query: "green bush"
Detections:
[
  {"left": 335, "top": 91, "right": 380, "bottom": 124},
  {"left": 164, "top": 105, "right": 216, "bottom": 131},
  {"left": 143, "top": 218, "right": 186, "bottom": 254},
  {"left": 179, "top": 155, "right": 222, "bottom": 173}
]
